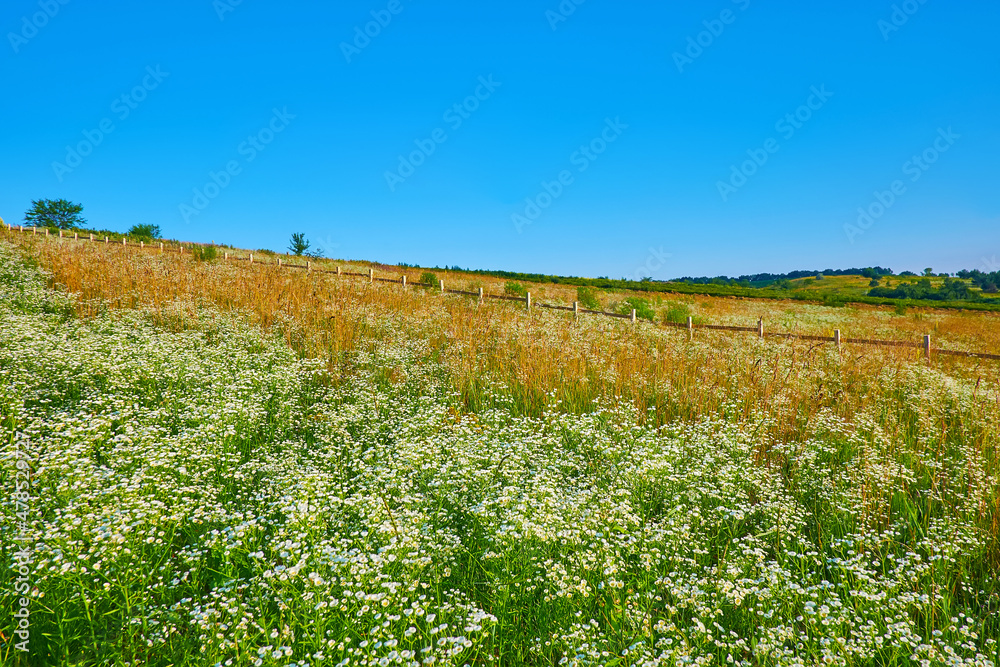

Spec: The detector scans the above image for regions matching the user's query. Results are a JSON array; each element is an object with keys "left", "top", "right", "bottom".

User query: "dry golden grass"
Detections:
[{"left": 6, "top": 231, "right": 998, "bottom": 439}]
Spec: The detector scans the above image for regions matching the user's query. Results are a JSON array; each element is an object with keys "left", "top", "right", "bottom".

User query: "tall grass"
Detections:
[{"left": 1, "top": 238, "right": 998, "bottom": 666}]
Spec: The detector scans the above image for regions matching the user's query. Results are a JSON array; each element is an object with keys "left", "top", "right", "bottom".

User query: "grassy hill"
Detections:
[
  {"left": 2, "top": 232, "right": 999, "bottom": 666},
  {"left": 12, "top": 222, "right": 999, "bottom": 313}
]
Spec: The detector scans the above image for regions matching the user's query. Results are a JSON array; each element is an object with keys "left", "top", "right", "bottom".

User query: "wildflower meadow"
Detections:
[{"left": 1, "top": 240, "right": 999, "bottom": 666}]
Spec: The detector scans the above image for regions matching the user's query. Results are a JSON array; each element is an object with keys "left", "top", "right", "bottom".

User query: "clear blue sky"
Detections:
[{"left": 2, "top": 0, "right": 998, "bottom": 279}]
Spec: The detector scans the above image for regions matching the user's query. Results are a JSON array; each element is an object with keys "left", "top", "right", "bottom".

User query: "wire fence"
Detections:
[{"left": 6, "top": 224, "right": 1000, "bottom": 362}]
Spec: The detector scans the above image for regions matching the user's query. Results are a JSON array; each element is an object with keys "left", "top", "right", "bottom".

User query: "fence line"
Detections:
[{"left": 5, "top": 224, "right": 1000, "bottom": 362}]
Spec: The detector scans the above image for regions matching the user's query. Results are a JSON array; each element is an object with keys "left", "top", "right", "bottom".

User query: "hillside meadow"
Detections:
[{"left": 1, "top": 234, "right": 999, "bottom": 666}]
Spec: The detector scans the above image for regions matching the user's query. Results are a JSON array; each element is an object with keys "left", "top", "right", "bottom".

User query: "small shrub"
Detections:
[
  {"left": 616, "top": 297, "right": 656, "bottom": 322},
  {"left": 662, "top": 300, "right": 703, "bottom": 325},
  {"left": 576, "top": 287, "right": 601, "bottom": 311},
  {"left": 420, "top": 272, "right": 439, "bottom": 288},
  {"left": 192, "top": 246, "right": 218, "bottom": 262},
  {"left": 822, "top": 295, "right": 846, "bottom": 308},
  {"left": 505, "top": 282, "right": 527, "bottom": 297}
]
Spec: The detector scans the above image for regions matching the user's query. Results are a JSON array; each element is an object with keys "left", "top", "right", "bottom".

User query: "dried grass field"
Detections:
[{"left": 2, "top": 234, "right": 999, "bottom": 666}]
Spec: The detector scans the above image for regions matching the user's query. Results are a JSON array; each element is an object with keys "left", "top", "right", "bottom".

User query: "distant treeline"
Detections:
[
  {"left": 957, "top": 269, "right": 1000, "bottom": 294},
  {"left": 672, "top": 267, "right": 898, "bottom": 287},
  {"left": 414, "top": 264, "right": 903, "bottom": 291}
]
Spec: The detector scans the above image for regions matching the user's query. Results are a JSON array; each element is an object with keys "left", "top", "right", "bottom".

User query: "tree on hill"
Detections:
[
  {"left": 127, "top": 224, "right": 161, "bottom": 240},
  {"left": 288, "top": 233, "right": 311, "bottom": 256},
  {"left": 24, "top": 199, "right": 85, "bottom": 229}
]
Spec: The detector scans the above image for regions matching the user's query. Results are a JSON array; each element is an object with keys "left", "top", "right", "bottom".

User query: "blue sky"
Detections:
[{"left": 2, "top": 0, "right": 998, "bottom": 279}]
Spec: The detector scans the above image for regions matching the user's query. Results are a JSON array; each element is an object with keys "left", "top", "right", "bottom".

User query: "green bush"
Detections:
[
  {"left": 505, "top": 282, "right": 527, "bottom": 297},
  {"left": 661, "top": 300, "right": 704, "bottom": 325},
  {"left": 420, "top": 272, "right": 439, "bottom": 288},
  {"left": 127, "top": 224, "right": 161, "bottom": 240},
  {"left": 576, "top": 287, "right": 601, "bottom": 311},
  {"left": 616, "top": 297, "right": 656, "bottom": 322},
  {"left": 822, "top": 295, "right": 847, "bottom": 308},
  {"left": 192, "top": 246, "right": 218, "bottom": 262}
]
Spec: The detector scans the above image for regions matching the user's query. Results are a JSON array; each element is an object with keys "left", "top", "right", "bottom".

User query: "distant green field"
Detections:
[{"left": 432, "top": 267, "right": 1000, "bottom": 312}]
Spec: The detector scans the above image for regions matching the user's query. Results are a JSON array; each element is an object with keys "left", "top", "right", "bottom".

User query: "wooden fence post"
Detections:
[
  {"left": 59, "top": 229, "right": 63, "bottom": 237},
  {"left": 834, "top": 329, "right": 841, "bottom": 350},
  {"left": 924, "top": 335, "right": 931, "bottom": 362},
  {"left": 140, "top": 241, "right": 144, "bottom": 249},
  {"left": 122, "top": 237, "right": 126, "bottom": 247},
  {"left": 687, "top": 316, "right": 694, "bottom": 340},
  {"left": 631, "top": 309, "right": 637, "bottom": 323},
  {"left": 307, "top": 261, "right": 311, "bottom": 272},
  {"left": 402, "top": 275, "right": 407, "bottom": 286},
  {"left": 74, "top": 232, "right": 78, "bottom": 240},
  {"left": 278, "top": 258, "right": 282, "bottom": 267},
  {"left": 160, "top": 242, "right": 164, "bottom": 253},
  {"left": 573, "top": 301, "right": 579, "bottom": 318},
  {"left": 478, "top": 287, "right": 484, "bottom": 304},
  {"left": 369, "top": 268, "right": 373, "bottom": 283},
  {"left": 89, "top": 233, "right": 94, "bottom": 242},
  {"left": 32, "top": 226, "right": 37, "bottom": 235},
  {"left": 45, "top": 228, "right": 49, "bottom": 236},
  {"left": 224, "top": 251, "right": 228, "bottom": 260},
  {"left": 104, "top": 236, "right": 108, "bottom": 244},
  {"left": 439, "top": 279, "right": 445, "bottom": 292},
  {"left": 526, "top": 293, "right": 531, "bottom": 310},
  {"left": 337, "top": 266, "right": 341, "bottom": 276},
  {"left": 249, "top": 253, "right": 253, "bottom": 264},
  {"left": 758, "top": 318, "right": 764, "bottom": 339}
]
